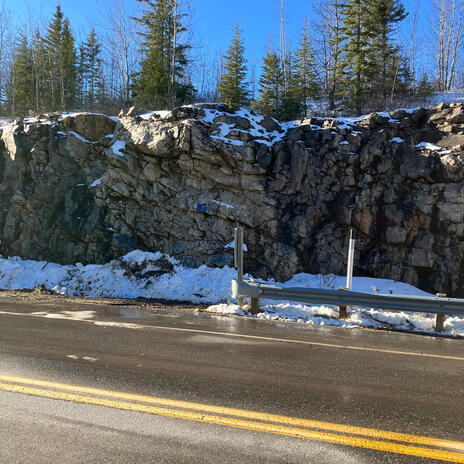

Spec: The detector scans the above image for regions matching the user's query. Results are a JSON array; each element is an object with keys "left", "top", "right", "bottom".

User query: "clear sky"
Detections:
[{"left": 5, "top": 0, "right": 429, "bottom": 72}]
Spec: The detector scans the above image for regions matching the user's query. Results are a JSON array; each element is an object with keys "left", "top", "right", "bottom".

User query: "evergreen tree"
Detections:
[
  {"left": 281, "top": 53, "right": 303, "bottom": 120},
  {"left": 61, "top": 18, "right": 77, "bottom": 109},
  {"left": 217, "top": 24, "right": 249, "bottom": 109},
  {"left": 8, "top": 33, "right": 34, "bottom": 116},
  {"left": 133, "top": 0, "right": 194, "bottom": 108},
  {"left": 80, "top": 29, "right": 105, "bottom": 108},
  {"left": 30, "top": 29, "right": 48, "bottom": 114},
  {"left": 328, "top": 0, "right": 344, "bottom": 112},
  {"left": 417, "top": 73, "right": 435, "bottom": 99},
  {"left": 338, "top": 0, "right": 376, "bottom": 115},
  {"left": 368, "top": 0, "right": 407, "bottom": 103},
  {"left": 293, "top": 20, "right": 318, "bottom": 117},
  {"left": 76, "top": 44, "right": 86, "bottom": 107},
  {"left": 43, "top": 6, "right": 76, "bottom": 111},
  {"left": 257, "top": 50, "right": 284, "bottom": 119}
]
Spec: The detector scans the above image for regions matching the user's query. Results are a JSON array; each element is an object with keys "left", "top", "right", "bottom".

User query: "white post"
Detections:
[
  {"left": 346, "top": 229, "right": 355, "bottom": 291},
  {"left": 234, "top": 228, "right": 244, "bottom": 308}
]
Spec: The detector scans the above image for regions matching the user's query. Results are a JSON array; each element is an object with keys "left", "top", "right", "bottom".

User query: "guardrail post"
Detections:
[
  {"left": 250, "top": 297, "right": 260, "bottom": 314},
  {"left": 346, "top": 229, "right": 355, "bottom": 291},
  {"left": 234, "top": 227, "right": 244, "bottom": 309},
  {"left": 434, "top": 293, "right": 447, "bottom": 333},
  {"left": 338, "top": 287, "right": 348, "bottom": 319}
]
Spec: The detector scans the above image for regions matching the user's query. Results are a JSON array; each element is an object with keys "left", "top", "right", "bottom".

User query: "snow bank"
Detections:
[{"left": 0, "top": 251, "right": 462, "bottom": 336}]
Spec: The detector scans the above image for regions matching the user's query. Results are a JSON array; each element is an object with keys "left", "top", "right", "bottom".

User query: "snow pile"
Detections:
[
  {"left": 429, "top": 90, "right": 464, "bottom": 106},
  {"left": 0, "top": 251, "right": 462, "bottom": 336}
]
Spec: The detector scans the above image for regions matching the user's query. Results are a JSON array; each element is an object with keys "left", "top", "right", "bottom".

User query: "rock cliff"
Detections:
[{"left": 1, "top": 103, "right": 464, "bottom": 296}]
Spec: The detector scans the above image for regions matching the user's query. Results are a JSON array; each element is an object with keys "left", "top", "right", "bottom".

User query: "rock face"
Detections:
[{"left": 1, "top": 103, "right": 464, "bottom": 296}]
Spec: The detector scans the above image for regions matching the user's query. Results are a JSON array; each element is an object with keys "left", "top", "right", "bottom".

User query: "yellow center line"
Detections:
[
  {"left": 1, "top": 381, "right": 463, "bottom": 463},
  {"left": 1, "top": 309, "right": 464, "bottom": 361},
  {"left": 1, "top": 374, "right": 464, "bottom": 456}
]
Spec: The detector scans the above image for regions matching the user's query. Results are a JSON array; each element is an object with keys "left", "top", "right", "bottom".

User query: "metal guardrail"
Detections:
[{"left": 231, "top": 227, "right": 464, "bottom": 332}]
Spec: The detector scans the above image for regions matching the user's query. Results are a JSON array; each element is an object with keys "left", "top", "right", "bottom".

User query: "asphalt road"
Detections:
[{"left": 0, "top": 292, "right": 463, "bottom": 463}]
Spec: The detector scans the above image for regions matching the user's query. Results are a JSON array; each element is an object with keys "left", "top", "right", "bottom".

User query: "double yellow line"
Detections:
[{"left": 1, "top": 374, "right": 463, "bottom": 462}]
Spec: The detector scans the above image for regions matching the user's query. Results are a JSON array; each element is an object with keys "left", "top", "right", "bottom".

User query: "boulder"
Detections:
[{"left": 61, "top": 113, "right": 116, "bottom": 142}]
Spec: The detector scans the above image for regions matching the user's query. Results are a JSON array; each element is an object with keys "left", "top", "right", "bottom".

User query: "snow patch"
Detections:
[
  {"left": 224, "top": 241, "right": 248, "bottom": 252},
  {"left": 212, "top": 200, "right": 234, "bottom": 209},
  {"left": 415, "top": 142, "right": 441, "bottom": 151},
  {"left": 111, "top": 140, "right": 126, "bottom": 157},
  {"left": 0, "top": 251, "right": 462, "bottom": 337}
]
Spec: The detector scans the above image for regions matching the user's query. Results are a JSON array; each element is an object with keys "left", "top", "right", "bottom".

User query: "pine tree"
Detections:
[
  {"left": 257, "top": 50, "right": 284, "bottom": 119},
  {"left": 133, "top": 0, "right": 194, "bottom": 109},
  {"left": 293, "top": 20, "right": 318, "bottom": 117},
  {"left": 217, "top": 24, "right": 249, "bottom": 110}
]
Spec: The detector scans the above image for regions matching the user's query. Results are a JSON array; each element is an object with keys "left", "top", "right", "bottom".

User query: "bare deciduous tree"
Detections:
[
  {"left": 431, "top": 0, "right": 464, "bottom": 91},
  {"left": 98, "top": 0, "right": 142, "bottom": 105},
  {"left": 311, "top": 0, "right": 343, "bottom": 111},
  {"left": 0, "top": 3, "right": 13, "bottom": 113}
]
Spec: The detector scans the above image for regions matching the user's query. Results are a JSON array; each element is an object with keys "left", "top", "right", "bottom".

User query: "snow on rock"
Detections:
[
  {"left": 415, "top": 141, "right": 442, "bottom": 151},
  {"left": 212, "top": 199, "right": 234, "bottom": 209},
  {"left": 0, "top": 251, "right": 462, "bottom": 336},
  {"left": 90, "top": 178, "right": 101, "bottom": 188},
  {"left": 224, "top": 241, "right": 248, "bottom": 252},
  {"left": 389, "top": 137, "right": 404, "bottom": 143},
  {"left": 111, "top": 140, "right": 126, "bottom": 157}
]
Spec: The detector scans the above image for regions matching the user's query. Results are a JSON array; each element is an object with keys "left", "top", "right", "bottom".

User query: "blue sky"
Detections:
[{"left": 5, "top": 0, "right": 428, "bottom": 72}]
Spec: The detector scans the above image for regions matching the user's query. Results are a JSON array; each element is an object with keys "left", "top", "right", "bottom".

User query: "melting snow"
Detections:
[
  {"left": 90, "top": 178, "right": 101, "bottom": 188},
  {"left": 390, "top": 137, "right": 404, "bottom": 143}
]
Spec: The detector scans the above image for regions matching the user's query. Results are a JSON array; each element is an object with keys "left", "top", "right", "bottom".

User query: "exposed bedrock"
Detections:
[{"left": 1, "top": 102, "right": 464, "bottom": 296}]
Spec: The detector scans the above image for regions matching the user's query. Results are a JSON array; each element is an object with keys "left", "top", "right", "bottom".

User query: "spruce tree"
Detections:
[
  {"left": 368, "top": 0, "right": 407, "bottom": 103},
  {"left": 293, "top": 20, "right": 318, "bottom": 117},
  {"left": 133, "top": 0, "right": 194, "bottom": 109},
  {"left": 43, "top": 6, "right": 76, "bottom": 111},
  {"left": 417, "top": 73, "right": 435, "bottom": 99},
  {"left": 9, "top": 33, "right": 34, "bottom": 117},
  {"left": 281, "top": 53, "right": 303, "bottom": 120},
  {"left": 328, "top": 0, "right": 344, "bottom": 112},
  {"left": 337, "top": 0, "right": 376, "bottom": 115},
  {"left": 257, "top": 50, "right": 284, "bottom": 119},
  {"left": 30, "top": 29, "right": 48, "bottom": 114},
  {"left": 80, "top": 29, "right": 105, "bottom": 109},
  {"left": 217, "top": 24, "right": 249, "bottom": 110},
  {"left": 61, "top": 19, "right": 77, "bottom": 109}
]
